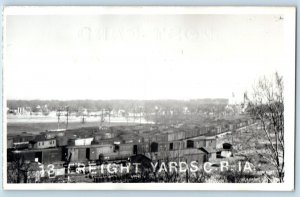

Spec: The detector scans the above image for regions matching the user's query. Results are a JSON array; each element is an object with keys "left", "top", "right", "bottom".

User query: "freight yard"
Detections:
[
  {"left": 8, "top": 98, "right": 279, "bottom": 183},
  {"left": 7, "top": 111, "right": 258, "bottom": 183}
]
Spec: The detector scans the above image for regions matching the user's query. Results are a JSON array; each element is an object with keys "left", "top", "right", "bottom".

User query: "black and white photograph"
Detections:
[{"left": 2, "top": 6, "right": 296, "bottom": 190}]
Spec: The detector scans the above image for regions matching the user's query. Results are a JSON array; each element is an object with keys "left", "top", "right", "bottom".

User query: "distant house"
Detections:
[
  {"left": 31, "top": 105, "right": 43, "bottom": 116},
  {"left": 117, "top": 109, "right": 126, "bottom": 117},
  {"left": 16, "top": 107, "right": 31, "bottom": 115}
]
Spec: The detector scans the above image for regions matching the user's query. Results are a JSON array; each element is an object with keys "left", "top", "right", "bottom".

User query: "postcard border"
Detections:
[{"left": 2, "top": 6, "right": 296, "bottom": 191}]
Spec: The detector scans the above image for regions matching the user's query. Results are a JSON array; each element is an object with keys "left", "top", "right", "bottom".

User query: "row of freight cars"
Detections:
[
  {"left": 7, "top": 129, "right": 209, "bottom": 151},
  {"left": 7, "top": 118, "right": 253, "bottom": 164},
  {"left": 7, "top": 118, "right": 254, "bottom": 150},
  {"left": 67, "top": 136, "right": 216, "bottom": 162},
  {"left": 143, "top": 118, "right": 254, "bottom": 143},
  {"left": 8, "top": 135, "right": 216, "bottom": 165}
]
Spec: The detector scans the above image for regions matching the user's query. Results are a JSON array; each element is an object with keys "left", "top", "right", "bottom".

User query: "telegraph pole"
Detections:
[
  {"left": 66, "top": 106, "right": 69, "bottom": 130},
  {"left": 100, "top": 108, "right": 104, "bottom": 128},
  {"left": 57, "top": 108, "right": 61, "bottom": 130},
  {"left": 140, "top": 107, "right": 142, "bottom": 125},
  {"left": 81, "top": 114, "right": 85, "bottom": 124}
]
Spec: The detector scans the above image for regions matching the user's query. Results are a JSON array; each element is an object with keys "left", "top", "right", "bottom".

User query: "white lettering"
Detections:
[
  {"left": 204, "top": 162, "right": 212, "bottom": 173},
  {"left": 132, "top": 163, "right": 140, "bottom": 173},
  {"left": 190, "top": 161, "right": 199, "bottom": 173},
  {"left": 220, "top": 161, "right": 229, "bottom": 172},
  {"left": 151, "top": 162, "right": 158, "bottom": 172},
  {"left": 169, "top": 162, "right": 178, "bottom": 173},
  {"left": 120, "top": 164, "right": 130, "bottom": 173},
  {"left": 158, "top": 162, "right": 168, "bottom": 173},
  {"left": 179, "top": 162, "right": 188, "bottom": 173}
]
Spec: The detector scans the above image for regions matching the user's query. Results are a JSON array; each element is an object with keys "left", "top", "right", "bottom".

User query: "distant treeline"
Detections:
[{"left": 7, "top": 99, "right": 229, "bottom": 113}]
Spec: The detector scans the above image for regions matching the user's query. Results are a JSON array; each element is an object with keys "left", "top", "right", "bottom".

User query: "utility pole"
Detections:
[
  {"left": 139, "top": 106, "right": 142, "bottom": 125},
  {"left": 133, "top": 107, "right": 136, "bottom": 123},
  {"left": 66, "top": 106, "right": 69, "bottom": 130},
  {"left": 155, "top": 106, "right": 158, "bottom": 126},
  {"left": 81, "top": 114, "right": 85, "bottom": 124},
  {"left": 57, "top": 108, "right": 61, "bottom": 130},
  {"left": 108, "top": 108, "right": 111, "bottom": 125},
  {"left": 100, "top": 108, "right": 104, "bottom": 128}
]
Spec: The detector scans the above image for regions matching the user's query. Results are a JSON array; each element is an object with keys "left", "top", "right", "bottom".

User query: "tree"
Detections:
[
  {"left": 245, "top": 72, "right": 284, "bottom": 182},
  {"left": 7, "top": 154, "right": 39, "bottom": 183}
]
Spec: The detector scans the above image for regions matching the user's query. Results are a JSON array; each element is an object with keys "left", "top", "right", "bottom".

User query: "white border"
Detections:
[{"left": 2, "top": 6, "right": 296, "bottom": 191}]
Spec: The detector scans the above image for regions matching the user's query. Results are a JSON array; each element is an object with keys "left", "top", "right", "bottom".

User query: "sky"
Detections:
[{"left": 4, "top": 11, "right": 287, "bottom": 102}]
